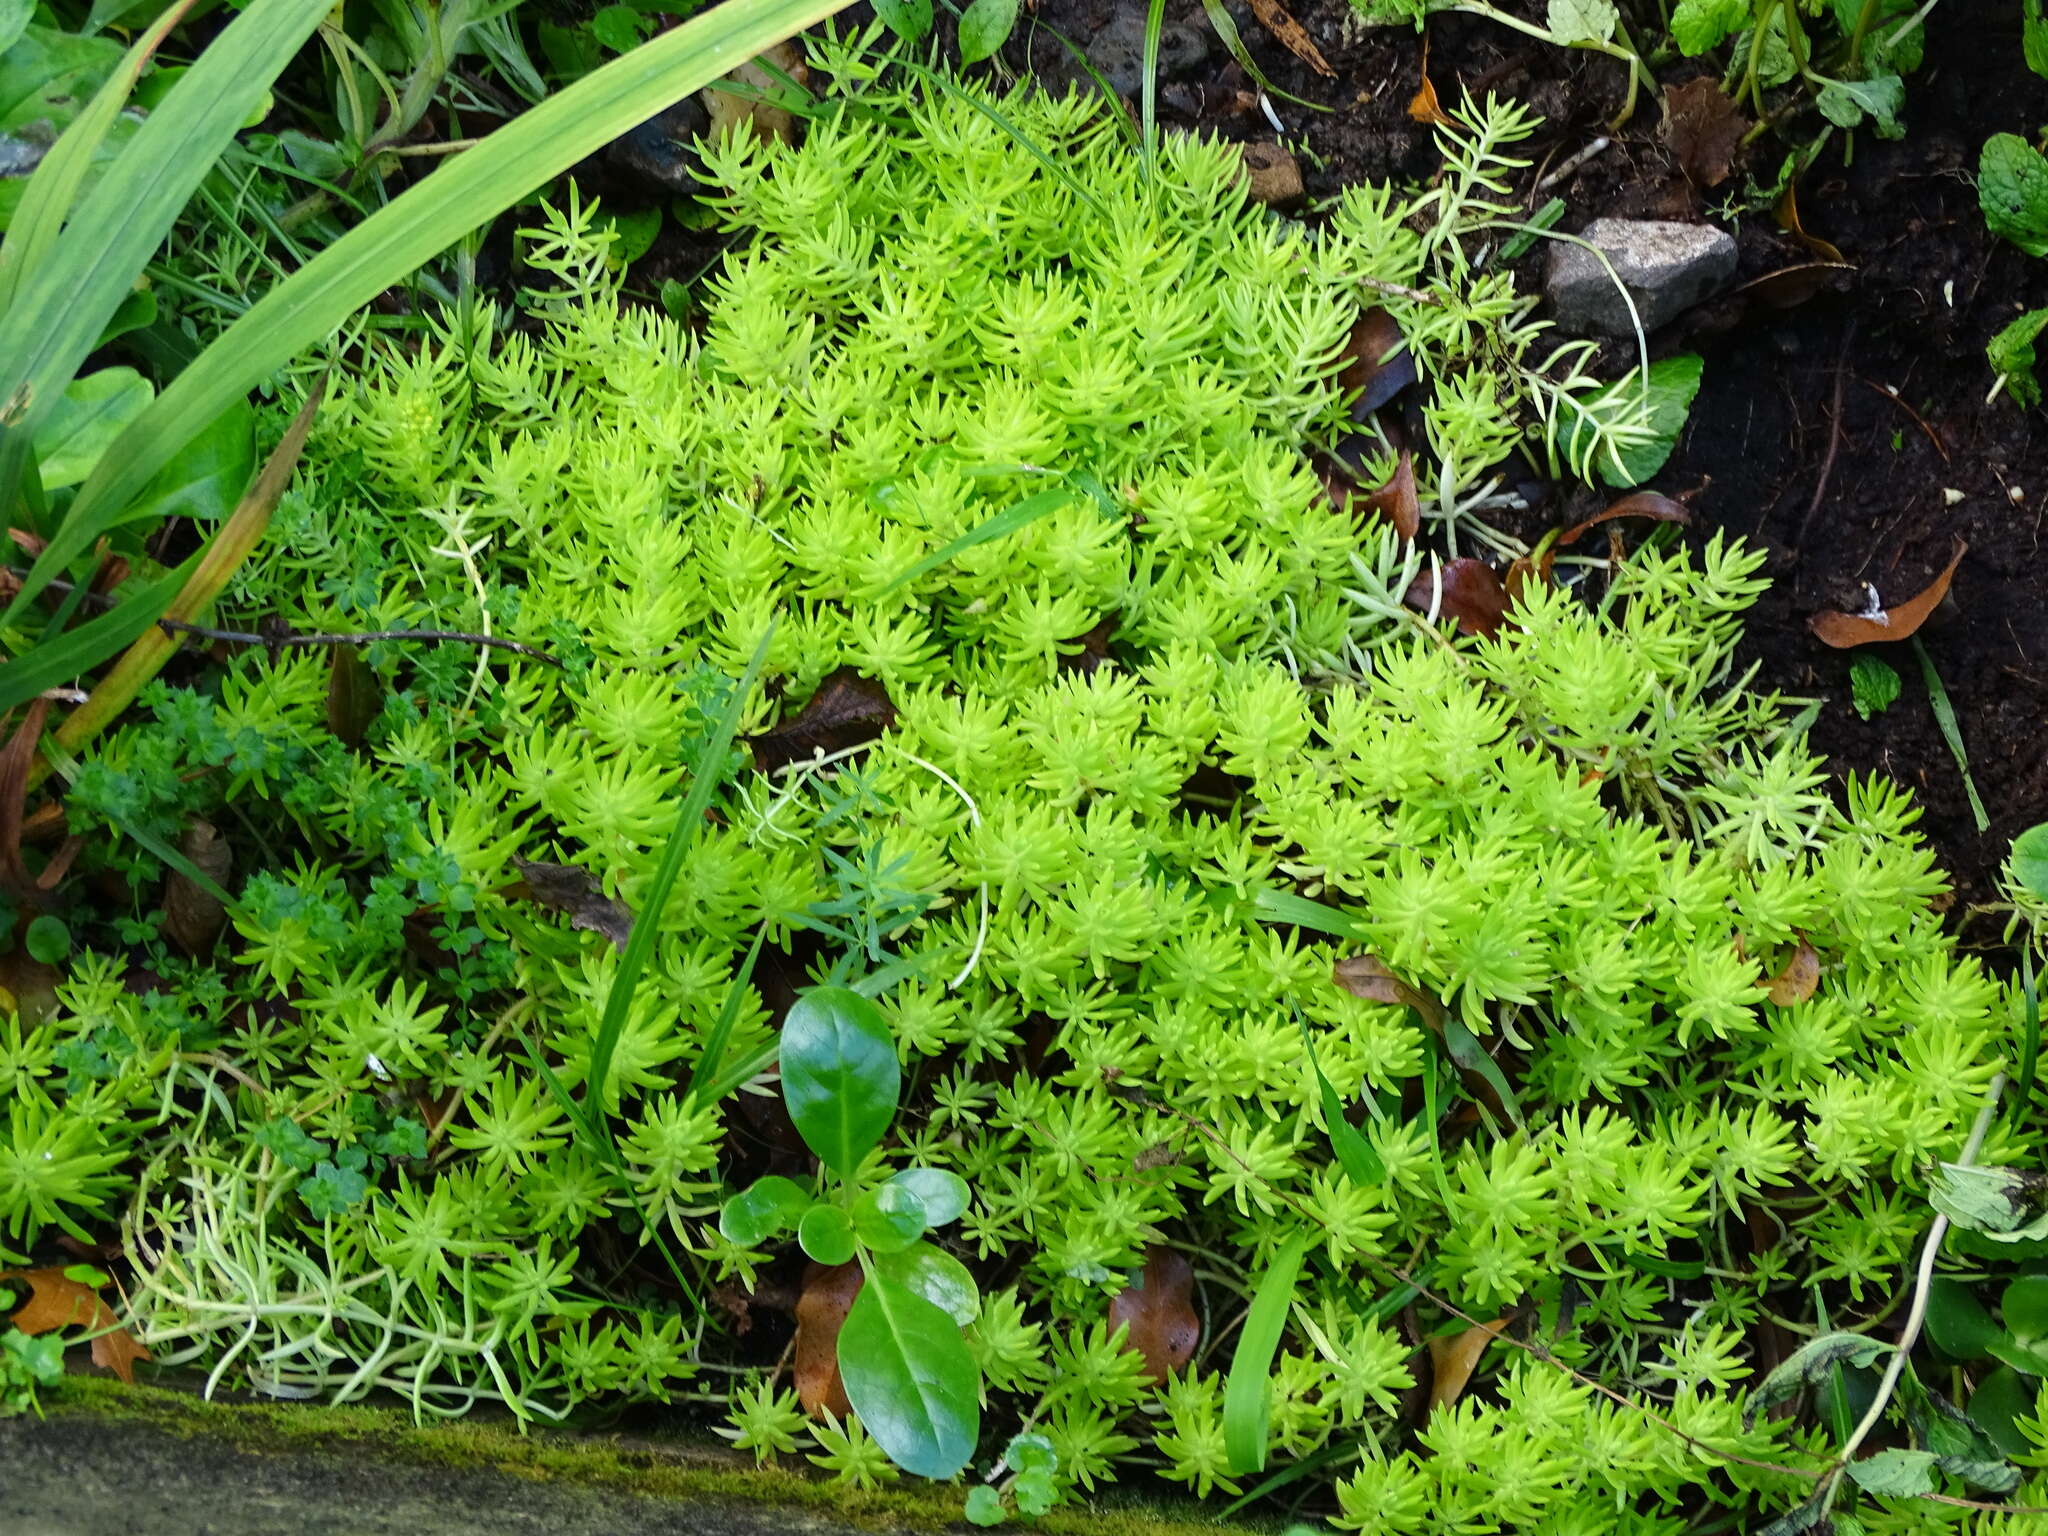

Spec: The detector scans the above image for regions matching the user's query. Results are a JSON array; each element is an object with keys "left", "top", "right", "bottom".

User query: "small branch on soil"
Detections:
[{"left": 1794, "top": 318, "right": 1855, "bottom": 550}]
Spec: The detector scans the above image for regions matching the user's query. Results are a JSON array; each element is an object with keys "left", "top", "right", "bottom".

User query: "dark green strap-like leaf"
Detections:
[{"left": 1222, "top": 1232, "right": 1309, "bottom": 1476}]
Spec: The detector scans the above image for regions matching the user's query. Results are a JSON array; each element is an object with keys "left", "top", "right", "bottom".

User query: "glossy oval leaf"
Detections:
[
  {"left": 838, "top": 1272, "right": 980, "bottom": 1479},
  {"left": 779, "top": 986, "right": 898, "bottom": 1174},
  {"left": 852, "top": 1182, "right": 926, "bottom": 1254},
  {"left": 1925, "top": 1277, "right": 2002, "bottom": 1361},
  {"left": 797, "top": 1203, "right": 856, "bottom": 1267},
  {"left": 888, "top": 1167, "right": 969, "bottom": 1228},
  {"left": 956, "top": 0, "right": 1019, "bottom": 66},
  {"left": 719, "top": 1174, "right": 811, "bottom": 1248},
  {"left": 874, "top": 1240, "right": 980, "bottom": 1325},
  {"left": 32, "top": 366, "right": 152, "bottom": 487}
]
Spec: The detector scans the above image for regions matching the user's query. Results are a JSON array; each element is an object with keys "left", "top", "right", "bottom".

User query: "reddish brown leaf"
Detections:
[
  {"left": 162, "top": 820, "right": 233, "bottom": 956},
  {"left": 1428, "top": 1315, "right": 1509, "bottom": 1411},
  {"left": 1556, "top": 491, "right": 1692, "bottom": 547},
  {"left": 1332, "top": 955, "right": 1445, "bottom": 1032},
  {"left": 1504, "top": 548, "right": 1555, "bottom": 604},
  {"left": 1733, "top": 262, "right": 1855, "bottom": 310},
  {"left": 2, "top": 1266, "right": 150, "bottom": 1384},
  {"left": 1362, "top": 450, "right": 1421, "bottom": 541},
  {"left": 794, "top": 1260, "right": 863, "bottom": 1420},
  {"left": 1404, "top": 559, "right": 1511, "bottom": 638},
  {"left": 1409, "top": 59, "right": 1451, "bottom": 125},
  {"left": 1776, "top": 179, "right": 1845, "bottom": 264},
  {"left": 1808, "top": 539, "right": 1966, "bottom": 649},
  {"left": 0, "top": 698, "right": 51, "bottom": 896},
  {"left": 1660, "top": 78, "right": 1748, "bottom": 188},
  {"left": 1246, "top": 0, "right": 1332, "bottom": 75},
  {"left": 1765, "top": 938, "right": 1821, "bottom": 1006},
  {"left": 1107, "top": 1247, "right": 1200, "bottom": 1385},
  {"left": 1339, "top": 309, "right": 1417, "bottom": 421},
  {"left": 750, "top": 667, "right": 895, "bottom": 773},
  {"left": 510, "top": 858, "right": 634, "bottom": 950}
]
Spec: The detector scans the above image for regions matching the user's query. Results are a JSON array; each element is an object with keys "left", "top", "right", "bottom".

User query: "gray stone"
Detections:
[
  {"left": 1083, "top": 10, "right": 1211, "bottom": 98},
  {"left": 1544, "top": 218, "right": 1738, "bottom": 337}
]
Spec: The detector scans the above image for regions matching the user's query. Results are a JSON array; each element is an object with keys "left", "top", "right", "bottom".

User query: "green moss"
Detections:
[{"left": 43, "top": 1376, "right": 1241, "bottom": 1536}]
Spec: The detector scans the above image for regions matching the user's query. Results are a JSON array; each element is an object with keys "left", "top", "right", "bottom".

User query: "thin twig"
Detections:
[
  {"left": 1358, "top": 275, "right": 1442, "bottom": 306},
  {"left": 1794, "top": 318, "right": 1854, "bottom": 551}
]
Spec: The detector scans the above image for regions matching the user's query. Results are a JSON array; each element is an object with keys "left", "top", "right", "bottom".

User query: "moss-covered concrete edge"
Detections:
[{"left": 41, "top": 1376, "right": 1262, "bottom": 1536}]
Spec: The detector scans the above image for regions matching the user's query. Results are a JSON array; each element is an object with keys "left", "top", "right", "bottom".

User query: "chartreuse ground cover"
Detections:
[{"left": 4, "top": 43, "right": 2046, "bottom": 1534}]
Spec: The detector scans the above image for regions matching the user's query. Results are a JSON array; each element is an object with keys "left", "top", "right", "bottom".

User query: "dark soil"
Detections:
[{"left": 1004, "top": 0, "right": 2048, "bottom": 915}]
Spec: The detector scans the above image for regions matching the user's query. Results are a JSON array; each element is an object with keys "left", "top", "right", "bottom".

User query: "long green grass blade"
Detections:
[
  {"left": 1222, "top": 1232, "right": 1309, "bottom": 1476},
  {"left": 586, "top": 629, "right": 773, "bottom": 1124},
  {"left": 876, "top": 485, "right": 1077, "bottom": 596},
  {"left": 8, "top": 0, "right": 857, "bottom": 625},
  {"left": 0, "top": 0, "right": 330, "bottom": 447}
]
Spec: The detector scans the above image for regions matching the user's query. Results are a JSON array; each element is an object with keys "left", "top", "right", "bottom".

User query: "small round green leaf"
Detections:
[
  {"left": 889, "top": 1167, "right": 969, "bottom": 1228},
  {"left": 956, "top": 0, "right": 1019, "bottom": 65},
  {"left": 962, "top": 1486, "right": 1006, "bottom": 1526},
  {"left": 797, "top": 1203, "right": 856, "bottom": 1266},
  {"left": 719, "top": 1175, "right": 811, "bottom": 1248},
  {"left": 780, "top": 987, "right": 899, "bottom": 1175},
  {"left": 853, "top": 1182, "right": 927, "bottom": 1254},
  {"left": 1005, "top": 1433, "right": 1056, "bottom": 1475},
  {"left": 2013, "top": 824, "right": 2048, "bottom": 902},
  {"left": 24, "top": 914, "right": 69, "bottom": 965},
  {"left": 870, "top": 0, "right": 932, "bottom": 44},
  {"left": 1926, "top": 1277, "right": 2003, "bottom": 1361},
  {"left": 1971, "top": 1366, "right": 2036, "bottom": 1456},
  {"left": 874, "top": 1240, "right": 980, "bottom": 1324},
  {"left": 2005, "top": 1275, "right": 2048, "bottom": 1344},
  {"left": 838, "top": 1272, "right": 980, "bottom": 1480}
]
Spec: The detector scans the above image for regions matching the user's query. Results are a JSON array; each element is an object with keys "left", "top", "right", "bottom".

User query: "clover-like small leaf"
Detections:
[
  {"left": 852, "top": 1181, "right": 927, "bottom": 1254},
  {"left": 720, "top": 1175, "right": 811, "bottom": 1248},
  {"left": 798, "top": 1203, "right": 857, "bottom": 1266},
  {"left": 888, "top": 1167, "right": 969, "bottom": 1228},
  {"left": 963, "top": 1485, "right": 1007, "bottom": 1526}
]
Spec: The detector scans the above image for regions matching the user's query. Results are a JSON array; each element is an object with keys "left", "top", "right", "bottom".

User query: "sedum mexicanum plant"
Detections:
[{"left": 4, "top": 39, "right": 2042, "bottom": 1532}]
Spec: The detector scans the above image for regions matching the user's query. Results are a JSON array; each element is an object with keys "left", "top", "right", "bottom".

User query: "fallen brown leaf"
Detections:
[
  {"left": 794, "top": 1261, "right": 863, "bottom": 1420},
  {"left": 1409, "top": 48, "right": 1452, "bottom": 126},
  {"left": 324, "top": 645, "right": 379, "bottom": 748},
  {"left": 1404, "top": 559, "right": 1511, "bottom": 638},
  {"left": 510, "top": 859, "right": 634, "bottom": 951},
  {"left": 751, "top": 666, "right": 895, "bottom": 773},
  {"left": 1660, "top": 77, "right": 1747, "bottom": 188},
  {"left": 1765, "top": 937, "right": 1820, "bottom": 1006},
  {"left": 1428, "top": 1315, "right": 1509, "bottom": 1411},
  {"left": 1107, "top": 1247, "right": 1200, "bottom": 1384},
  {"left": 1504, "top": 547, "right": 1555, "bottom": 604},
  {"left": 1362, "top": 450, "right": 1421, "bottom": 541},
  {"left": 1776, "top": 179, "right": 1845, "bottom": 264},
  {"left": 1245, "top": 0, "right": 1332, "bottom": 75},
  {"left": 2, "top": 1266, "right": 150, "bottom": 1383},
  {"left": 1332, "top": 955, "right": 1445, "bottom": 1031},
  {"left": 1808, "top": 539, "right": 1966, "bottom": 649},
  {"left": 1556, "top": 491, "right": 1692, "bottom": 547},
  {"left": 162, "top": 820, "right": 233, "bottom": 956},
  {"left": 702, "top": 39, "right": 809, "bottom": 145},
  {"left": 1339, "top": 308, "right": 1417, "bottom": 420},
  {"left": 1733, "top": 262, "right": 1855, "bottom": 310}
]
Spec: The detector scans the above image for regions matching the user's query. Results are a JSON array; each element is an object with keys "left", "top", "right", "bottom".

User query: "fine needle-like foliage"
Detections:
[{"left": 3, "top": 47, "right": 2039, "bottom": 1533}]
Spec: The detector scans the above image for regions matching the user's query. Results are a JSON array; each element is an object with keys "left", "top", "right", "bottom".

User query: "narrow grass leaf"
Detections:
[
  {"left": 1302, "top": 1027, "right": 1386, "bottom": 1185},
  {"left": 587, "top": 628, "right": 771, "bottom": 1123},
  {"left": 877, "top": 485, "right": 1077, "bottom": 596},
  {"left": 1223, "top": 1232, "right": 1308, "bottom": 1476},
  {"left": 686, "top": 926, "right": 767, "bottom": 1104},
  {"left": 1913, "top": 637, "right": 1991, "bottom": 833}
]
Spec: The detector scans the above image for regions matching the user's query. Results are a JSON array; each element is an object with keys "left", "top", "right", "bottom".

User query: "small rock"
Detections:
[
  {"left": 1544, "top": 217, "right": 1738, "bottom": 337},
  {"left": 1084, "top": 9, "right": 1210, "bottom": 98},
  {"left": 1238, "top": 142, "right": 1303, "bottom": 207},
  {"left": 605, "top": 97, "right": 712, "bottom": 197}
]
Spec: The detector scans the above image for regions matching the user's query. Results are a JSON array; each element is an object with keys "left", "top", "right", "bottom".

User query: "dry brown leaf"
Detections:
[
  {"left": 2, "top": 1266, "right": 150, "bottom": 1383},
  {"left": 702, "top": 39, "right": 809, "bottom": 144},
  {"left": 1332, "top": 955, "right": 1446, "bottom": 1031},
  {"left": 1660, "top": 78, "right": 1747, "bottom": 188},
  {"left": 1428, "top": 1315, "right": 1509, "bottom": 1411},
  {"left": 1404, "top": 558, "right": 1511, "bottom": 638},
  {"left": 1765, "top": 937, "right": 1821, "bottom": 1006},
  {"left": 1776, "top": 179, "right": 1845, "bottom": 264},
  {"left": 1733, "top": 262, "right": 1855, "bottom": 310},
  {"left": 1504, "top": 547, "right": 1555, "bottom": 605},
  {"left": 751, "top": 666, "right": 896, "bottom": 772},
  {"left": 1409, "top": 38, "right": 1452, "bottom": 126},
  {"left": 1556, "top": 491, "right": 1692, "bottom": 547},
  {"left": 324, "top": 645, "right": 379, "bottom": 748},
  {"left": 1808, "top": 539, "right": 1966, "bottom": 649},
  {"left": 511, "top": 859, "right": 634, "bottom": 951},
  {"left": 1245, "top": 0, "right": 1332, "bottom": 75},
  {"left": 1362, "top": 450, "right": 1421, "bottom": 541},
  {"left": 0, "top": 697, "right": 51, "bottom": 896},
  {"left": 1339, "top": 308, "right": 1417, "bottom": 420},
  {"left": 162, "top": 820, "right": 233, "bottom": 956},
  {"left": 793, "top": 1261, "right": 863, "bottom": 1420},
  {"left": 1107, "top": 1247, "right": 1200, "bottom": 1384}
]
